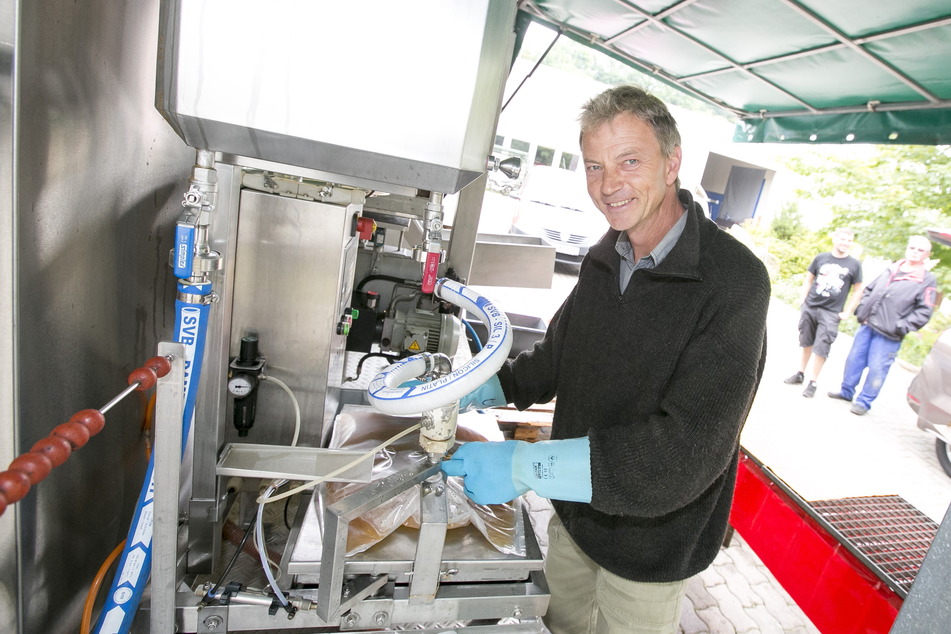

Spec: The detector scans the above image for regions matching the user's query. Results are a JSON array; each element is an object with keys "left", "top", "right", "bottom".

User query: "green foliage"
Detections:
[
  {"left": 770, "top": 202, "right": 805, "bottom": 241},
  {"left": 752, "top": 206, "right": 826, "bottom": 281},
  {"left": 770, "top": 273, "right": 805, "bottom": 307},
  {"left": 901, "top": 310, "right": 951, "bottom": 367},
  {"left": 766, "top": 233, "right": 823, "bottom": 280},
  {"left": 744, "top": 217, "right": 824, "bottom": 305},
  {"left": 783, "top": 145, "right": 951, "bottom": 291}
]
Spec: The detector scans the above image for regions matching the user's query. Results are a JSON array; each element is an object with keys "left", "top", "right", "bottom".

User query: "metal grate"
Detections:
[{"left": 809, "top": 495, "right": 938, "bottom": 594}]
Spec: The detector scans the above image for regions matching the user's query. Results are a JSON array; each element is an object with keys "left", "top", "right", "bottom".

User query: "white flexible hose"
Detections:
[
  {"left": 367, "top": 278, "right": 512, "bottom": 415},
  {"left": 261, "top": 374, "right": 301, "bottom": 447},
  {"left": 256, "top": 480, "right": 290, "bottom": 608}
]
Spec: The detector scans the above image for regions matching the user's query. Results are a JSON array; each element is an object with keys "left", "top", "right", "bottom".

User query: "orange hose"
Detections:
[
  {"left": 142, "top": 392, "right": 156, "bottom": 460},
  {"left": 80, "top": 539, "right": 126, "bottom": 634}
]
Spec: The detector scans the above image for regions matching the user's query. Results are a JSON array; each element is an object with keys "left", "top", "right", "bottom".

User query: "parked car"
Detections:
[
  {"left": 906, "top": 228, "right": 951, "bottom": 477},
  {"left": 907, "top": 327, "right": 951, "bottom": 477},
  {"left": 509, "top": 165, "right": 609, "bottom": 270}
]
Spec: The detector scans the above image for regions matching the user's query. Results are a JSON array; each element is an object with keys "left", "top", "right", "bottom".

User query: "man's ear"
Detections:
[{"left": 665, "top": 146, "right": 682, "bottom": 186}]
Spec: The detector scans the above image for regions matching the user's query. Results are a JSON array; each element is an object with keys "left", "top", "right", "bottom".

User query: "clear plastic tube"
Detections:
[
  {"left": 261, "top": 375, "right": 301, "bottom": 447},
  {"left": 256, "top": 480, "right": 290, "bottom": 608}
]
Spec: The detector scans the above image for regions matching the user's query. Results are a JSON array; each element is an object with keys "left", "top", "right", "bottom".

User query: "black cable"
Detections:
[
  {"left": 356, "top": 274, "right": 418, "bottom": 291},
  {"left": 344, "top": 352, "right": 399, "bottom": 383},
  {"left": 283, "top": 496, "right": 293, "bottom": 531},
  {"left": 501, "top": 28, "right": 562, "bottom": 112},
  {"left": 203, "top": 508, "right": 258, "bottom": 605}
]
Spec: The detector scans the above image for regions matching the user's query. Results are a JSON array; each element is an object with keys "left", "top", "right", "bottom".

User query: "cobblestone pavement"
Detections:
[{"left": 680, "top": 533, "right": 819, "bottom": 634}]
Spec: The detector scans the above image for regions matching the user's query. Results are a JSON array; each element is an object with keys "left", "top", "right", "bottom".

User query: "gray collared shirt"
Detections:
[{"left": 615, "top": 210, "right": 688, "bottom": 293}]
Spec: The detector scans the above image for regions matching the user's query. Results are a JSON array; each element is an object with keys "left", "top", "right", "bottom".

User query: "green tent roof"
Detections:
[{"left": 518, "top": 0, "right": 951, "bottom": 145}]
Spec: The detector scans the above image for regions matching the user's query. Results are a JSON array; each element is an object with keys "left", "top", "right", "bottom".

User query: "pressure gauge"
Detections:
[{"left": 228, "top": 374, "right": 256, "bottom": 398}]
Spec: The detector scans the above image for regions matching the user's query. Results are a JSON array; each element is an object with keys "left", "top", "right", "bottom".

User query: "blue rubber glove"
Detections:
[
  {"left": 457, "top": 374, "right": 506, "bottom": 412},
  {"left": 442, "top": 440, "right": 522, "bottom": 504},
  {"left": 442, "top": 438, "right": 592, "bottom": 504}
]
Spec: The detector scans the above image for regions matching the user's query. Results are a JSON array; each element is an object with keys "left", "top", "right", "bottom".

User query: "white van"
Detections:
[{"left": 509, "top": 165, "right": 609, "bottom": 270}]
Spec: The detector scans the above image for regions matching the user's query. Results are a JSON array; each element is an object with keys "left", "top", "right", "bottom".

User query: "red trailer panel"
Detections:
[{"left": 730, "top": 451, "right": 920, "bottom": 634}]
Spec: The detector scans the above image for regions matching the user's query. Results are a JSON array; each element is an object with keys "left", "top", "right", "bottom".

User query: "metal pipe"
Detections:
[
  {"left": 95, "top": 150, "right": 220, "bottom": 634},
  {"left": 417, "top": 192, "right": 444, "bottom": 294},
  {"left": 97, "top": 383, "right": 140, "bottom": 415}
]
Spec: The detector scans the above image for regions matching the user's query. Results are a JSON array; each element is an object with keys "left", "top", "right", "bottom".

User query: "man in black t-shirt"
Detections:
[{"left": 784, "top": 228, "right": 863, "bottom": 397}]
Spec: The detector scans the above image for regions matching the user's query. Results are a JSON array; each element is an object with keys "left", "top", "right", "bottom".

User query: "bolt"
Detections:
[
  {"left": 512, "top": 607, "right": 523, "bottom": 618},
  {"left": 345, "top": 612, "right": 360, "bottom": 627},
  {"left": 202, "top": 615, "right": 223, "bottom": 630},
  {"left": 374, "top": 611, "right": 388, "bottom": 626}
]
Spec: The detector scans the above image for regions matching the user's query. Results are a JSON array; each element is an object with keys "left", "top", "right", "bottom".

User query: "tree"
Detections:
[
  {"left": 784, "top": 145, "right": 951, "bottom": 291},
  {"left": 770, "top": 202, "right": 805, "bottom": 241}
]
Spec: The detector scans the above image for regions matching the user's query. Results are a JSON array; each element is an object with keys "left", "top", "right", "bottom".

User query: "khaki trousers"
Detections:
[{"left": 543, "top": 514, "right": 686, "bottom": 634}]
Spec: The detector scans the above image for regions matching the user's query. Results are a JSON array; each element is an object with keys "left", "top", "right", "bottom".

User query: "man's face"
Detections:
[
  {"left": 581, "top": 112, "right": 681, "bottom": 237},
  {"left": 905, "top": 237, "right": 932, "bottom": 264},
  {"left": 831, "top": 231, "right": 854, "bottom": 256}
]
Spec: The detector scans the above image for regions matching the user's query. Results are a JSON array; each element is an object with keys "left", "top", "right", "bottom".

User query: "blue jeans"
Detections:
[{"left": 839, "top": 324, "right": 902, "bottom": 410}]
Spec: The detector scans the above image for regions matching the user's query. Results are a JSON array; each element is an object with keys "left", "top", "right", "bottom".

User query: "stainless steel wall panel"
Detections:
[
  {"left": 228, "top": 189, "right": 360, "bottom": 449},
  {"left": 0, "top": 0, "right": 18, "bottom": 631},
  {"left": 1, "top": 1, "right": 196, "bottom": 632}
]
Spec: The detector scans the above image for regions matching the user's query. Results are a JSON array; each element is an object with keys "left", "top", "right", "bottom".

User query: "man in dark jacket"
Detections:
[
  {"left": 829, "top": 235, "right": 937, "bottom": 415},
  {"left": 442, "top": 86, "right": 770, "bottom": 633}
]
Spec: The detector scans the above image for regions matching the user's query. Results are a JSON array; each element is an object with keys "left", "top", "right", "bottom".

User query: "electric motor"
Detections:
[{"left": 384, "top": 306, "right": 459, "bottom": 357}]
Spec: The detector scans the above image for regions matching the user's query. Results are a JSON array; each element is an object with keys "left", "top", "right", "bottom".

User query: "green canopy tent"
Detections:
[{"left": 517, "top": 0, "right": 951, "bottom": 145}]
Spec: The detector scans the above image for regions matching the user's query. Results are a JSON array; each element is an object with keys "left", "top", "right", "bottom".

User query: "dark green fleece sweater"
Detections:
[{"left": 498, "top": 190, "right": 770, "bottom": 582}]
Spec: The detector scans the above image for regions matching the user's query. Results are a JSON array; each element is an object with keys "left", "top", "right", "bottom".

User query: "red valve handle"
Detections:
[
  {"left": 421, "top": 251, "right": 441, "bottom": 294},
  {"left": 356, "top": 217, "right": 376, "bottom": 241},
  {"left": 0, "top": 355, "right": 172, "bottom": 517}
]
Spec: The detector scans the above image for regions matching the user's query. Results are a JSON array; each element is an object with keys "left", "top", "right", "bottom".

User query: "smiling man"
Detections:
[{"left": 442, "top": 86, "right": 770, "bottom": 633}]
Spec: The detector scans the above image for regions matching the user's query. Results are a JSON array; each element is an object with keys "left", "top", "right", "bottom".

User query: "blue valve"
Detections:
[{"left": 173, "top": 222, "right": 196, "bottom": 279}]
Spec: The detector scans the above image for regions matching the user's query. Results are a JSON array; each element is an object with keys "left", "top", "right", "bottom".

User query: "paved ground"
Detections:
[
  {"left": 478, "top": 264, "right": 951, "bottom": 633},
  {"left": 744, "top": 300, "right": 951, "bottom": 523}
]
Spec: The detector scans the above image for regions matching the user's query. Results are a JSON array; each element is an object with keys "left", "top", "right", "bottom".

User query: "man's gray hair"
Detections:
[{"left": 579, "top": 85, "right": 681, "bottom": 158}]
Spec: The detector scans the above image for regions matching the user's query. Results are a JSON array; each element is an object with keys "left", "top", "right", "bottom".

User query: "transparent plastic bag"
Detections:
[{"left": 324, "top": 409, "right": 523, "bottom": 557}]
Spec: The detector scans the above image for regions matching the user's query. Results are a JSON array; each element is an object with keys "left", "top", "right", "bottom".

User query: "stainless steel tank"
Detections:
[{"left": 156, "top": 0, "right": 517, "bottom": 194}]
